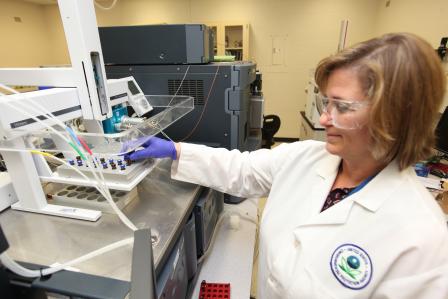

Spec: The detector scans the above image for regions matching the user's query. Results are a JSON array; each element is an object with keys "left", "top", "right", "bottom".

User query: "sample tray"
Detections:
[
  {"left": 49, "top": 185, "right": 137, "bottom": 213},
  {"left": 56, "top": 158, "right": 153, "bottom": 183}
]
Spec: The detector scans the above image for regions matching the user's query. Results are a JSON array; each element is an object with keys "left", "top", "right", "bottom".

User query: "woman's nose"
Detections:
[{"left": 319, "top": 111, "right": 333, "bottom": 127}]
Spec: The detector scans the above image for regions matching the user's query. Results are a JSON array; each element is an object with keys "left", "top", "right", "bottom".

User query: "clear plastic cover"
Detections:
[{"left": 0, "top": 95, "right": 193, "bottom": 156}]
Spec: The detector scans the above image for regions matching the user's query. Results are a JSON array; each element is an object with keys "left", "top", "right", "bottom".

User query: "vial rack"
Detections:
[
  {"left": 50, "top": 185, "right": 137, "bottom": 213},
  {"left": 57, "top": 156, "right": 153, "bottom": 184},
  {"left": 198, "top": 280, "right": 230, "bottom": 299}
]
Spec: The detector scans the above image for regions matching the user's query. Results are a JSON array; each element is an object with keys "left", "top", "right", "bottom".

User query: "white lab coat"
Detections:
[{"left": 171, "top": 140, "right": 448, "bottom": 299}]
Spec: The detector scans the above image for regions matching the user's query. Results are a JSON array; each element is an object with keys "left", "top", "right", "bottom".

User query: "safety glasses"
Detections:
[{"left": 315, "top": 93, "right": 371, "bottom": 130}]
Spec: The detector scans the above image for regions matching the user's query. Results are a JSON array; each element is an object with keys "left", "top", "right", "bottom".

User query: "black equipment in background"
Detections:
[
  {"left": 435, "top": 106, "right": 448, "bottom": 154},
  {"left": 262, "top": 115, "right": 281, "bottom": 149},
  {"left": 105, "top": 63, "right": 260, "bottom": 151},
  {"left": 100, "top": 24, "right": 214, "bottom": 65}
]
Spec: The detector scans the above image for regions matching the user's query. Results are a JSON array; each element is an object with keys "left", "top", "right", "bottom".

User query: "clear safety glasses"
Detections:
[{"left": 315, "top": 93, "right": 371, "bottom": 130}]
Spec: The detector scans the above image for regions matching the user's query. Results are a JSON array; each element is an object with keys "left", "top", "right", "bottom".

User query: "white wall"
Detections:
[
  {"left": 2, "top": 0, "right": 447, "bottom": 135},
  {"left": 0, "top": 0, "right": 53, "bottom": 67},
  {"left": 373, "top": 0, "right": 448, "bottom": 111},
  {"left": 374, "top": 0, "right": 448, "bottom": 48},
  {"left": 41, "top": 4, "right": 68, "bottom": 66},
  {"left": 188, "top": 0, "right": 380, "bottom": 138}
]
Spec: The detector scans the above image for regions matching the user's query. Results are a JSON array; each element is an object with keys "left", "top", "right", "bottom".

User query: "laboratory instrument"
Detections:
[
  {"left": 0, "top": 0, "right": 193, "bottom": 221},
  {"left": 100, "top": 24, "right": 214, "bottom": 64},
  {"left": 99, "top": 25, "right": 263, "bottom": 152},
  {"left": 106, "top": 64, "right": 259, "bottom": 150},
  {"left": 100, "top": 25, "right": 263, "bottom": 204},
  {"left": 0, "top": 2, "right": 221, "bottom": 298}
]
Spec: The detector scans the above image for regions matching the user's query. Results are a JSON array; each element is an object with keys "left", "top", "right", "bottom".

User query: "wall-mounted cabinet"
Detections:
[
  {"left": 207, "top": 23, "right": 250, "bottom": 61},
  {"left": 210, "top": 26, "right": 218, "bottom": 56}
]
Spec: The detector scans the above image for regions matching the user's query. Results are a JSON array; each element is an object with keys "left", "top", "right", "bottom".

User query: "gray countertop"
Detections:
[{"left": 0, "top": 159, "right": 201, "bottom": 282}]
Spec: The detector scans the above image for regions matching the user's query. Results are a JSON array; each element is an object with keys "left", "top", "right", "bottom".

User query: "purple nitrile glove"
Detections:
[{"left": 122, "top": 136, "right": 177, "bottom": 161}]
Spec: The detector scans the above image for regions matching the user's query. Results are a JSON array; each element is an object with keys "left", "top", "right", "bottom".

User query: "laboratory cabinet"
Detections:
[{"left": 207, "top": 23, "right": 250, "bottom": 61}]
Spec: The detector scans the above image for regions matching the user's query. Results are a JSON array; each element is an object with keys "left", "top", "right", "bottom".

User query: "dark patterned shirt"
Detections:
[{"left": 321, "top": 187, "right": 355, "bottom": 212}]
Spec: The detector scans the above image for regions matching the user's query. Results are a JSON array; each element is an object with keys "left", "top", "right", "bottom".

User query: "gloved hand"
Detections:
[{"left": 121, "top": 136, "right": 177, "bottom": 161}]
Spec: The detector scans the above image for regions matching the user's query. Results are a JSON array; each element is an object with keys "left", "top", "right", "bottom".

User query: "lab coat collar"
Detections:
[
  {"left": 307, "top": 196, "right": 355, "bottom": 226},
  {"left": 299, "top": 154, "right": 351, "bottom": 227},
  {"left": 315, "top": 153, "right": 341, "bottom": 179},
  {"left": 349, "top": 160, "right": 404, "bottom": 212},
  {"left": 313, "top": 155, "right": 404, "bottom": 216}
]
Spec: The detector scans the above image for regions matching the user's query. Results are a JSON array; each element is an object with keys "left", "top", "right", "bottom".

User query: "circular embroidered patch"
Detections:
[{"left": 330, "top": 243, "right": 373, "bottom": 290}]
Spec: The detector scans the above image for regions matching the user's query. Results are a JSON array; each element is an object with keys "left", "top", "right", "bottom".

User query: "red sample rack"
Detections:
[{"left": 198, "top": 280, "right": 231, "bottom": 299}]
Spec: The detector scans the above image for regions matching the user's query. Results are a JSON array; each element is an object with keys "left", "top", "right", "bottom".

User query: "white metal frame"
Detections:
[
  {"left": 0, "top": 0, "right": 111, "bottom": 121},
  {"left": 0, "top": 0, "right": 120, "bottom": 221}
]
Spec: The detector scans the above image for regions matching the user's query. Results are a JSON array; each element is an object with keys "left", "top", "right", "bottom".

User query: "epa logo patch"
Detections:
[{"left": 330, "top": 243, "right": 373, "bottom": 290}]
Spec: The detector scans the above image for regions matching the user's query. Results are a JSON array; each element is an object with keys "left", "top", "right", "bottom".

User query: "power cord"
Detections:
[{"left": 180, "top": 65, "right": 220, "bottom": 142}]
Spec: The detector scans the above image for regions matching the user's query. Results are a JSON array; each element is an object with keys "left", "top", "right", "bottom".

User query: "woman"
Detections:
[{"left": 127, "top": 33, "right": 448, "bottom": 298}]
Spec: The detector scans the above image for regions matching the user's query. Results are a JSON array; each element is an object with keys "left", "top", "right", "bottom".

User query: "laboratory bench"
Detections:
[
  {"left": 0, "top": 159, "right": 259, "bottom": 299},
  {"left": 0, "top": 159, "right": 202, "bottom": 297}
]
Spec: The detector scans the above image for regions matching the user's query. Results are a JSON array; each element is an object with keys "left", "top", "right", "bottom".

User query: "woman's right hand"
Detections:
[{"left": 121, "top": 136, "right": 178, "bottom": 160}]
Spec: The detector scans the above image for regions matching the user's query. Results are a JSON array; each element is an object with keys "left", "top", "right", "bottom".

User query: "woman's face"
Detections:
[{"left": 319, "top": 68, "right": 372, "bottom": 161}]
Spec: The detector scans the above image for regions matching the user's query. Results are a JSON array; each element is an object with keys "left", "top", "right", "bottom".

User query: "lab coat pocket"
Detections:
[
  {"left": 263, "top": 233, "right": 297, "bottom": 298},
  {"left": 290, "top": 266, "right": 338, "bottom": 299}
]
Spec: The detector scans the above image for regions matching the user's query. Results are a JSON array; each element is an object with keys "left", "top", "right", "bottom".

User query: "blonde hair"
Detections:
[{"left": 315, "top": 33, "right": 446, "bottom": 170}]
